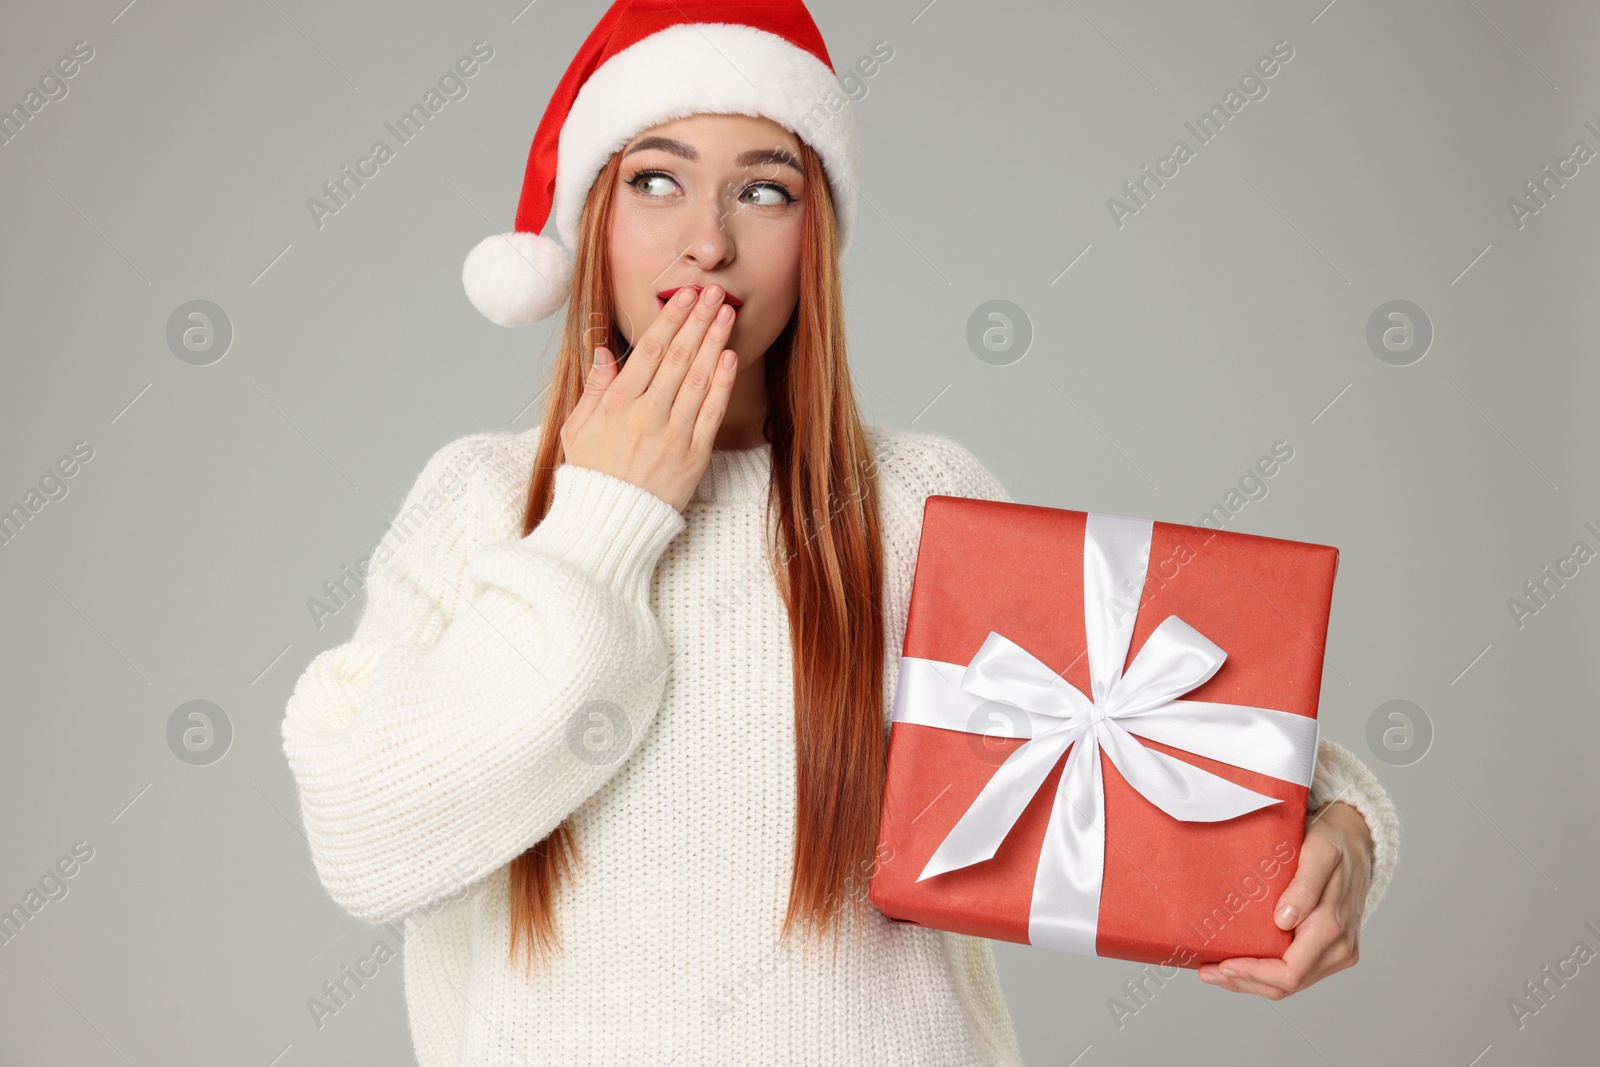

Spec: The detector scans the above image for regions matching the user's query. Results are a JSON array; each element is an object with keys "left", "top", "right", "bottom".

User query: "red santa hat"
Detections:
[{"left": 462, "top": 0, "right": 861, "bottom": 327}]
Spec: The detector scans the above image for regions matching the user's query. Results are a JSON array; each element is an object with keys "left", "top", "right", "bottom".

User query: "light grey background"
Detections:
[{"left": 2, "top": 0, "right": 1596, "bottom": 1063}]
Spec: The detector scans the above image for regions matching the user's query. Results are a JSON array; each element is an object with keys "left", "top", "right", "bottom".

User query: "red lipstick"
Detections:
[{"left": 656, "top": 285, "right": 742, "bottom": 308}]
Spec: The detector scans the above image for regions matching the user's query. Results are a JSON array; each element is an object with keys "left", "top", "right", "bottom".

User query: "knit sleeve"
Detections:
[
  {"left": 281, "top": 435, "right": 686, "bottom": 925},
  {"left": 927, "top": 435, "right": 1013, "bottom": 505},
  {"left": 928, "top": 434, "right": 1400, "bottom": 922},
  {"left": 1307, "top": 737, "right": 1400, "bottom": 924}
]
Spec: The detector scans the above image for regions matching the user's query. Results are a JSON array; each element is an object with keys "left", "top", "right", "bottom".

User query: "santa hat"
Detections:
[{"left": 462, "top": 0, "right": 861, "bottom": 327}]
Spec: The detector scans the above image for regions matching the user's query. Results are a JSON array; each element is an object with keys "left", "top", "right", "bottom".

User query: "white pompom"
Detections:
[{"left": 461, "top": 231, "right": 573, "bottom": 327}]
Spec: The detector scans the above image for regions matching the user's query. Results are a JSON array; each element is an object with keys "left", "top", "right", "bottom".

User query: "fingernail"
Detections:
[
  {"left": 701, "top": 284, "right": 721, "bottom": 305},
  {"left": 1199, "top": 969, "right": 1220, "bottom": 984},
  {"left": 716, "top": 304, "right": 734, "bottom": 324},
  {"left": 1277, "top": 904, "right": 1298, "bottom": 927},
  {"left": 676, "top": 287, "right": 696, "bottom": 306},
  {"left": 1220, "top": 965, "right": 1237, "bottom": 978}
]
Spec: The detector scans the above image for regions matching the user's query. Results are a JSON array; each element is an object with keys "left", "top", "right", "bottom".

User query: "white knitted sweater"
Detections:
[{"left": 281, "top": 422, "right": 1399, "bottom": 1066}]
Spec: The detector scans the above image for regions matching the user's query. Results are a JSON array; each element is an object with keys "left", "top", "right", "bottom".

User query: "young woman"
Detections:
[{"left": 281, "top": 2, "right": 1400, "bottom": 1063}]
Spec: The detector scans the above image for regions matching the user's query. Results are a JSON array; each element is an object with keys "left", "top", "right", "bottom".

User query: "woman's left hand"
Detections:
[{"left": 1195, "top": 799, "right": 1374, "bottom": 999}]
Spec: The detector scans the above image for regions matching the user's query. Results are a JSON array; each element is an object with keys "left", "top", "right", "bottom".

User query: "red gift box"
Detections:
[{"left": 869, "top": 497, "right": 1339, "bottom": 969}]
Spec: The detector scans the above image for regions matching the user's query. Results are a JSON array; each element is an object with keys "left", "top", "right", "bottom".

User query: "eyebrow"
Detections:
[{"left": 622, "top": 136, "right": 801, "bottom": 174}]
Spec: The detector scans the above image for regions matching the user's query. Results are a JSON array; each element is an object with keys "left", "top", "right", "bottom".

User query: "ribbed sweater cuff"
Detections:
[
  {"left": 1308, "top": 738, "right": 1400, "bottom": 924},
  {"left": 515, "top": 463, "right": 686, "bottom": 598}
]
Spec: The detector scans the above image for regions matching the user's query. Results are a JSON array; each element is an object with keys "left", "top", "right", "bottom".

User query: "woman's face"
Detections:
[{"left": 607, "top": 113, "right": 806, "bottom": 369}]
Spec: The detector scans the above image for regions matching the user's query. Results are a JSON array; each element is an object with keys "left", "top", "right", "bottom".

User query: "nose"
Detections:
[{"left": 676, "top": 192, "right": 736, "bottom": 271}]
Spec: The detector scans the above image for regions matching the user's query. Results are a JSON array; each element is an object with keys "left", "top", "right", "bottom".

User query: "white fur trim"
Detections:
[
  {"left": 554, "top": 23, "right": 860, "bottom": 255},
  {"left": 462, "top": 231, "right": 573, "bottom": 326}
]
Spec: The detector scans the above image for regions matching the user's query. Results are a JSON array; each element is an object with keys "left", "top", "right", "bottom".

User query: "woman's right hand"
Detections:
[{"left": 559, "top": 282, "right": 741, "bottom": 511}]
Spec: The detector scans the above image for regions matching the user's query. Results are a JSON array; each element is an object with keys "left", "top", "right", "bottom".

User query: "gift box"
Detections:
[{"left": 869, "top": 496, "right": 1339, "bottom": 969}]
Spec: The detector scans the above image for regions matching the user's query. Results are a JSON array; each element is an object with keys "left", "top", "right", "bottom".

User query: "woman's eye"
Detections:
[
  {"left": 628, "top": 171, "right": 793, "bottom": 206},
  {"left": 741, "top": 182, "right": 793, "bottom": 207},
  {"left": 630, "top": 172, "right": 680, "bottom": 198}
]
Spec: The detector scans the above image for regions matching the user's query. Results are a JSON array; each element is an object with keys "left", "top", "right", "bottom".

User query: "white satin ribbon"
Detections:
[{"left": 890, "top": 512, "right": 1321, "bottom": 956}]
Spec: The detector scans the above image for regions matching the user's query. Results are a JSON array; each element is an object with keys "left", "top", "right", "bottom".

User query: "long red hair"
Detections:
[{"left": 506, "top": 137, "right": 887, "bottom": 974}]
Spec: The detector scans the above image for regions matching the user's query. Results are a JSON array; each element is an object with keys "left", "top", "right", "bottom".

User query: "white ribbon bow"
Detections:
[{"left": 890, "top": 512, "right": 1320, "bottom": 956}]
